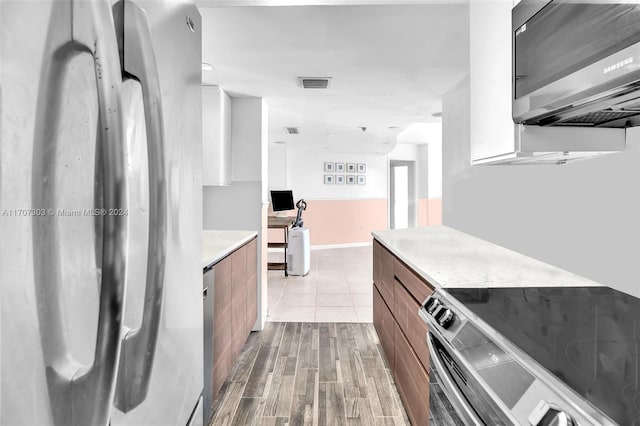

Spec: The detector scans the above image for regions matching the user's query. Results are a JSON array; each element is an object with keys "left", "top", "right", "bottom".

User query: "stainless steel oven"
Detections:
[{"left": 420, "top": 287, "right": 632, "bottom": 426}]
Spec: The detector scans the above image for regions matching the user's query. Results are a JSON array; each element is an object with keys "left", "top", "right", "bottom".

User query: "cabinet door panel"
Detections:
[
  {"left": 373, "top": 239, "right": 382, "bottom": 288},
  {"left": 246, "top": 238, "right": 257, "bottom": 274},
  {"left": 212, "top": 355, "right": 230, "bottom": 400},
  {"left": 373, "top": 285, "right": 395, "bottom": 371},
  {"left": 246, "top": 272, "right": 257, "bottom": 335},
  {"left": 213, "top": 257, "right": 232, "bottom": 368},
  {"left": 379, "top": 243, "right": 395, "bottom": 308},
  {"left": 394, "top": 279, "right": 430, "bottom": 371},
  {"left": 231, "top": 245, "right": 247, "bottom": 358},
  {"left": 246, "top": 238, "right": 258, "bottom": 334},
  {"left": 394, "top": 322, "right": 430, "bottom": 426}
]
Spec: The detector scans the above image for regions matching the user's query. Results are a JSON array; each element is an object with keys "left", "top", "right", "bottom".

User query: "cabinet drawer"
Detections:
[
  {"left": 373, "top": 285, "right": 395, "bottom": 371},
  {"left": 394, "top": 321, "right": 430, "bottom": 426},
  {"left": 393, "top": 279, "right": 430, "bottom": 371},
  {"left": 395, "top": 258, "right": 433, "bottom": 304}
]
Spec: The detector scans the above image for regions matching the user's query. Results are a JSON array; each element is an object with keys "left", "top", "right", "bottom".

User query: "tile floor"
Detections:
[{"left": 267, "top": 246, "right": 373, "bottom": 323}]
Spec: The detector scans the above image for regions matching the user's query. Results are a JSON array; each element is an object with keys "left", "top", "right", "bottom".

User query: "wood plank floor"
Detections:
[{"left": 209, "top": 322, "right": 410, "bottom": 426}]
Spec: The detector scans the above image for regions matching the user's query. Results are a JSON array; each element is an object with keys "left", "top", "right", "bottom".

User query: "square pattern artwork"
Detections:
[{"left": 323, "top": 161, "right": 367, "bottom": 185}]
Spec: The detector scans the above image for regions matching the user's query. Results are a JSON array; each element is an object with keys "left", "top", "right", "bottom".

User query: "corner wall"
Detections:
[{"left": 442, "top": 78, "right": 640, "bottom": 298}]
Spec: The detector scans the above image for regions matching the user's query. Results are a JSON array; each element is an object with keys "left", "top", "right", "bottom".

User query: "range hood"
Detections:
[{"left": 476, "top": 125, "right": 626, "bottom": 166}]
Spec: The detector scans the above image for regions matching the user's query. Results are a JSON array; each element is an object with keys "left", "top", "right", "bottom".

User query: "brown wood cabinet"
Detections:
[
  {"left": 212, "top": 255, "right": 232, "bottom": 400},
  {"left": 246, "top": 238, "right": 258, "bottom": 337},
  {"left": 231, "top": 244, "right": 247, "bottom": 360},
  {"left": 373, "top": 285, "right": 395, "bottom": 371},
  {"left": 205, "top": 236, "right": 258, "bottom": 423},
  {"left": 372, "top": 238, "right": 434, "bottom": 426}
]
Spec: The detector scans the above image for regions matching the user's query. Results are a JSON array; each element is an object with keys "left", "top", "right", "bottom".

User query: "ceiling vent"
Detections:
[
  {"left": 297, "top": 77, "right": 332, "bottom": 89},
  {"left": 285, "top": 127, "right": 299, "bottom": 135}
]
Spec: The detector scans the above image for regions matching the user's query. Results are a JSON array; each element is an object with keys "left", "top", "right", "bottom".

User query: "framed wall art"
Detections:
[
  {"left": 324, "top": 162, "right": 334, "bottom": 172},
  {"left": 346, "top": 175, "right": 356, "bottom": 184},
  {"left": 324, "top": 175, "right": 334, "bottom": 184}
]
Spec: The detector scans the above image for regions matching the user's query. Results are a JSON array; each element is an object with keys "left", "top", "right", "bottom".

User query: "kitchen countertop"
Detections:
[
  {"left": 372, "top": 226, "right": 601, "bottom": 289},
  {"left": 203, "top": 230, "right": 257, "bottom": 269}
]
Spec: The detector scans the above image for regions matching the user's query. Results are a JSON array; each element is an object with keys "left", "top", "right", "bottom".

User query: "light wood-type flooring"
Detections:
[{"left": 209, "top": 322, "right": 463, "bottom": 426}]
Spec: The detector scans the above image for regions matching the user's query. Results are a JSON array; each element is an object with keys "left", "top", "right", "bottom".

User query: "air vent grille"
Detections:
[
  {"left": 297, "top": 77, "right": 332, "bottom": 89},
  {"left": 285, "top": 127, "right": 299, "bottom": 135},
  {"left": 560, "top": 110, "right": 639, "bottom": 126}
]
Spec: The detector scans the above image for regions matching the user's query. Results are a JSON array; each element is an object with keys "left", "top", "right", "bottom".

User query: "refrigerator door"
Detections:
[
  {"left": 110, "top": 1, "right": 203, "bottom": 424},
  {"left": 1, "top": 1, "right": 128, "bottom": 426}
]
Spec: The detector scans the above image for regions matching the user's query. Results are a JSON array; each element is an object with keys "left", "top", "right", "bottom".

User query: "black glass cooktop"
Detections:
[{"left": 446, "top": 286, "right": 640, "bottom": 426}]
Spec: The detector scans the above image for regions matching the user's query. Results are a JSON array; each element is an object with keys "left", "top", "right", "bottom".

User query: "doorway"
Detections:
[{"left": 389, "top": 160, "right": 417, "bottom": 230}]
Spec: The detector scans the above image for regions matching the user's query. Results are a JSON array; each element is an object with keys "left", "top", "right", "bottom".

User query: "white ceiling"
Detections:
[{"left": 199, "top": 3, "right": 469, "bottom": 153}]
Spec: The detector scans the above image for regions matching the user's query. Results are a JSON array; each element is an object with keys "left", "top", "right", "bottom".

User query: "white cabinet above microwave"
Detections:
[{"left": 470, "top": 0, "right": 626, "bottom": 165}]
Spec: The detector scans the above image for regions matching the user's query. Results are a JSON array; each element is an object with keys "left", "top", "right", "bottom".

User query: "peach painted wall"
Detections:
[
  {"left": 268, "top": 198, "right": 442, "bottom": 246},
  {"left": 419, "top": 198, "right": 442, "bottom": 227},
  {"left": 269, "top": 199, "right": 387, "bottom": 246}
]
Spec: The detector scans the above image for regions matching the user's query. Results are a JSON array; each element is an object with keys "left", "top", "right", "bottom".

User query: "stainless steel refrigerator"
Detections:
[{"left": 0, "top": 1, "right": 203, "bottom": 425}]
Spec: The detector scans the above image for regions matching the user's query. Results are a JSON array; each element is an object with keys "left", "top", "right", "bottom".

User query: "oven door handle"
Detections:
[{"left": 428, "top": 333, "right": 484, "bottom": 426}]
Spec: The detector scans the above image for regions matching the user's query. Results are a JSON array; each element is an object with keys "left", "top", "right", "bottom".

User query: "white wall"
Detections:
[
  {"left": 268, "top": 145, "right": 287, "bottom": 189},
  {"left": 427, "top": 143, "right": 442, "bottom": 198},
  {"left": 442, "top": 78, "right": 640, "bottom": 298},
  {"left": 269, "top": 143, "right": 436, "bottom": 201},
  {"left": 231, "top": 98, "right": 265, "bottom": 183},
  {"left": 418, "top": 145, "right": 429, "bottom": 199},
  {"left": 202, "top": 86, "right": 231, "bottom": 186},
  {"left": 284, "top": 150, "right": 387, "bottom": 199}
]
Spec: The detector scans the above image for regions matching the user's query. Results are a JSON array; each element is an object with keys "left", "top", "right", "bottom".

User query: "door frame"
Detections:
[{"left": 388, "top": 160, "right": 418, "bottom": 229}]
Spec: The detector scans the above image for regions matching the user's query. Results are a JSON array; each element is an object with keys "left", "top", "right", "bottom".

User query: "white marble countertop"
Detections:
[
  {"left": 372, "top": 226, "right": 601, "bottom": 289},
  {"left": 203, "top": 230, "right": 257, "bottom": 269}
]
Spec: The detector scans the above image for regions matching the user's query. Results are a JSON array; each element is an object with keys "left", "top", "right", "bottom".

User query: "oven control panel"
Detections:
[{"left": 421, "top": 295, "right": 459, "bottom": 332}]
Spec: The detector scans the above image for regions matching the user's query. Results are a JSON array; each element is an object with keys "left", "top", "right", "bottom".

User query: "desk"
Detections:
[{"left": 267, "top": 216, "right": 295, "bottom": 276}]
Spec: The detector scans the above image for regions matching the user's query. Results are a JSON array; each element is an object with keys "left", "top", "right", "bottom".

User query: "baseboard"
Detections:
[
  {"left": 311, "top": 242, "right": 372, "bottom": 250},
  {"left": 267, "top": 242, "right": 372, "bottom": 253}
]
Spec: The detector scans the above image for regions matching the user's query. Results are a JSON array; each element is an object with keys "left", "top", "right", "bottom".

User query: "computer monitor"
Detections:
[{"left": 271, "top": 190, "right": 295, "bottom": 212}]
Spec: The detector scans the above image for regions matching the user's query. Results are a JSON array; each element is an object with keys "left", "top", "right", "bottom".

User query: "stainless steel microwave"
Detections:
[{"left": 513, "top": 0, "right": 640, "bottom": 128}]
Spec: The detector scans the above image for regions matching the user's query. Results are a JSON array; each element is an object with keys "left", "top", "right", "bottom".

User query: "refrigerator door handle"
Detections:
[
  {"left": 31, "top": 1, "right": 128, "bottom": 425},
  {"left": 113, "top": 0, "right": 168, "bottom": 413}
]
